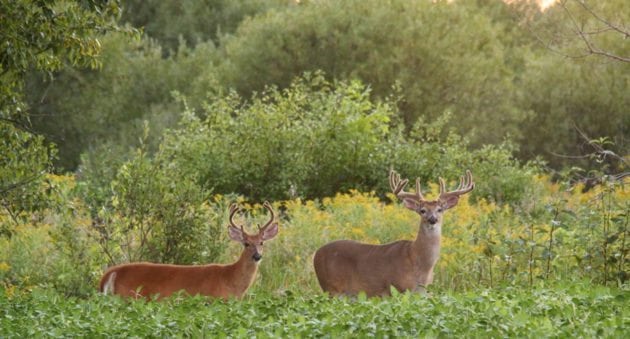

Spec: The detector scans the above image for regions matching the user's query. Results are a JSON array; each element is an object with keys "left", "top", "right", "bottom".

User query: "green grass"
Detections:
[{"left": 1, "top": 283, "right": 627, "bottom": 338}]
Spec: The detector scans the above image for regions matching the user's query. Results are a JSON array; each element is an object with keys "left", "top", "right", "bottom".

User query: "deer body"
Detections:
[
  {"left": 314, "top": 216, "right": 441, "bottom": 296},
  {"left": 314, "top": 170, "right": 473, "bottom": 297},
  {"left": 100, "top": 251, "right": 259, "bottom": 299},
  {"left": 99, "top": 202, "right": 278, "bottom": 300}
]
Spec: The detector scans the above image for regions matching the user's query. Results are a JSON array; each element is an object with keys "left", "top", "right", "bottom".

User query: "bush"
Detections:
[
  {"left": 162, "top": 73, "right": 535, "bottom": 203},
  {"left": 120, "top": 0, "right": 288, "bottom": 51},
  {"left": 94, "top": 138, "right": 226, "bottom": 265},
  {"left": 0, "top": 175, "right": 103, "bottom": 296}
]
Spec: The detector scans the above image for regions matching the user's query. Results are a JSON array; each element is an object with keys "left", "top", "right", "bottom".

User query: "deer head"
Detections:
[
  {"left": 228, "top": 201, "right": 279, "bottom": 262},
  {"left": 390, "top": 170, "right": 474, "bottom": 228}
]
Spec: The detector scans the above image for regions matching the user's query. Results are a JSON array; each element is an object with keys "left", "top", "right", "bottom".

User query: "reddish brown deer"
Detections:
[
  {"left": 99, "top": 202, "right": 279, "bottom": 299},
  {"left": 313, "top": 170, "right": 474, "bottom": 297}
]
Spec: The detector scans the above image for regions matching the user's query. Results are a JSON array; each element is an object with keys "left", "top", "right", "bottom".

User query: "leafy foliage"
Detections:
[
  {"left": 0, "top": 0, "right": 127, "bottom": 112},
  {"left": 22, "top": 0, "right": 628, "bottom": 173},
  {"left": 102, "top": 144, "right": 224, "bottom": 265},
  {"left": 0, "top": 284, "right": 626, "bottom": 337},
  {"left": 160, "top": 74, "right": 534, "bottom": 202},
  {"left": 218, "top": 0, "right": 529, "bottom": 147},
  {"left": 72, "top": 127, "right": 227, "bottom": 266},
  {"left": 517, "top": 53, "right": 629, "bottom": 169},
  {"left": 0, "top": 0, "right": 136, "bottom": 229},
  {"left": 120, "top": 0, "right": 289, "bottom": 51},
  {"left": 0, "top": 123, "right": 55, "bottom": 235},
  {"left": 27, "top": 34, "right": 217, "bottom": 170}
]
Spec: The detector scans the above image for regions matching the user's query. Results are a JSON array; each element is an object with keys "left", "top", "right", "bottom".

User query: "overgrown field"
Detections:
[
  {"left": 2, "top": 0, "right": 628, "bottom": 337},
  {"left": 1, "top": 147, "right": 628, "bottom": 337},
  {"left": 2, "top": 174, "right": 627, "bottom": 296},
  {"left": 1, "top": 283, "right": 627, "bottom": 338}
]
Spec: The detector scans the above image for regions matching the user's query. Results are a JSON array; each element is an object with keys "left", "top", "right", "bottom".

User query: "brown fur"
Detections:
[
  {"left": 99, "top": 203, "right": 279, "bottom": 300},
  {"left": 313, "top": 218, "right": 441, "bottom": 297},
  {"left": 98, "top": 250, "right": 260, "bottom": 300},
  {"left": 313, "top": 170, "right": 473, "bottom": 297}
]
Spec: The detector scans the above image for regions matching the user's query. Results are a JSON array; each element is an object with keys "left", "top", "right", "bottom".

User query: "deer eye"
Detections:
[
  {"left": 260, "top": 242, "right": 264, "bottom": 246},
  {"left": 244, "top": 243, "right": 250, "bottom": 247},
  {"left": 437, "top": 207, "right": 443, "bottom": 213},
  {"left": 419, "top": 209, "right": 427, "bottom": 214}
]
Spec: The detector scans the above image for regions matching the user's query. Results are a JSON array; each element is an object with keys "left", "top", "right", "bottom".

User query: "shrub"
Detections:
[
  {"left": 96, "top": 140, "right": 226, "bottom": 265},
  {"left": 0, "top": 174, "right": 103, "bottom": 296},
  {"left": 162, "top": 73, "right": 535, "bottom": 204}
]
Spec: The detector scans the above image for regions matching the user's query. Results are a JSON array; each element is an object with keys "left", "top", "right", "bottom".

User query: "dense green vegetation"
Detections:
[
  {"left": 21, "top": 0, "right": 629, "bottom": 172},
  {"left": 1, "top": 0, "right": 628, "bottom": 337},
  {"left": 1, "top": 283, "right": 627, "bottom": 337}
]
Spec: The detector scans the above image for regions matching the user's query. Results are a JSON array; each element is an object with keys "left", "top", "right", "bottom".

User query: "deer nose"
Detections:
[
  {"left": 428, "top": 216, "right": 438, "bottom": 225},
  {"left": 252, "top": 253, "right": 262, "bottom": 261}
]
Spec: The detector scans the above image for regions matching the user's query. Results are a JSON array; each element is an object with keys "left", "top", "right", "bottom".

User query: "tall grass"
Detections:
[
  {"left": 247, "top": 177, "right": 629, "bottom": 294},
  {"left": 1, "top": 175, "right": 628, "bottom": 296}
]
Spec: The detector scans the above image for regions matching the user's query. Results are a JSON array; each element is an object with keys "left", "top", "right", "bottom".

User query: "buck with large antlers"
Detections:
[
  {"left": 313, "top": 170, "right": 474, "bottom": 297},
  {"left": 99, "top": 202, "right": 279, "bottom": 299}
]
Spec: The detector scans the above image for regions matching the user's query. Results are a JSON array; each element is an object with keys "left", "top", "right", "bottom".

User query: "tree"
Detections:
[
  {"left": 531, "top": 0, "right": 629, "bottom": 63},
  {"left": 0, "top": 0, "right": 135, "bottom": 229},
  {"left": 217, "top": 0, "right": 530, "bottom": 148},
  {"left": 26, "top": 34, "right": 217, "bottom": 170},
  {"left": 515, "top": 0, "right": 629, "bottom": 169},
  {"left": 119, "top": 0, "right": 289, "bottom": 52}
]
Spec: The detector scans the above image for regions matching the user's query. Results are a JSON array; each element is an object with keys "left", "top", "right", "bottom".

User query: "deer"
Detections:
[
  {"left": 313, "top": 169, "right": 474, "bottom": 297},
  {"left": 99, "top": 202, "right": 279, "bottom": 300}
]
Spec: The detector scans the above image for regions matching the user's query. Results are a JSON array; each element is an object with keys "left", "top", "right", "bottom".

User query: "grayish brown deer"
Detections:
[{"left": 313, "top": 170, "right": 474, "bottom": 297}]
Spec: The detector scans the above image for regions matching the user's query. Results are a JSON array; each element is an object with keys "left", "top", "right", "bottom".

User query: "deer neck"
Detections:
[
  {"left": 230, "top": 250, "right": 259, "bottom": 292},
  {"left": 412, "top": 220, "right": 442, "bottom": 268}
]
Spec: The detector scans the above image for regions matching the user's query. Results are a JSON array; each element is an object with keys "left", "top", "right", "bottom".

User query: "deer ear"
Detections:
[
  {"left": 402, "top": 198, "right": 421, "bottom": 211},
  {"left": 228, "top": 226, "right": 245, "bottom": 242},
  {"left": 261, "top": 222, "right": 279, "bottom": 241},
  {"left": 441, "top": 196, "right": 460, "bottom": 210}
]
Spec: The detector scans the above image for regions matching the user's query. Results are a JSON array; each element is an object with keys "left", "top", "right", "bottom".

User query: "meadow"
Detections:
[
  {"left": 1, "top": 173, "right": 628, "bottom": 337},
  {"left": 1, "top": 1, "right": 628, "bottom": 337}
]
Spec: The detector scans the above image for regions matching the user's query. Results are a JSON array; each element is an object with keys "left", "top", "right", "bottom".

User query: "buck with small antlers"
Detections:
[
  {"left": 313, "top": 170, "right": 474, "bottom": 297},
  {"left": 99, "top": 202, "right": 279, "bottom": 299}
]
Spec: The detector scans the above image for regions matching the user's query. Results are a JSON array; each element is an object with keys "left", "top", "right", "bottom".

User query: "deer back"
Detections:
[{"left": 99, "top": 202, "right": 279, "bottom": 300}]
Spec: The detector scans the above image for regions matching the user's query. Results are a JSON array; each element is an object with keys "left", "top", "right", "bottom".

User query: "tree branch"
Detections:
[
  {"left": 0, "top": 171, "right": 46, "bottom": 195},
  {"left": 575, "top": 0, "right": 630, "bottom": 38},
  {"left": 560, "top": 0, "right": 630, "bottom": 63}
]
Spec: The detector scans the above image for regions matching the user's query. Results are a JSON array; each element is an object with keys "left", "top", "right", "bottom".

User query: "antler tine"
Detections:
[
  {"left": 261, "top": 201, "right": 275, "bottom": 229},
  {"left": 389, "top": 169, "right": 424, "bottom": 202},
  {"left": 457, "top": 175, "right": 468, "bottom": 191},
  {"left": 439, "top": 170, "right": 475, "bottom": 200},
  {"left": 389, "top": 170, "right": 407, "bottom": 195},
  {"left": 415, "top": 178, "right": 422, "bottom": 199},
  {"left": 228, "top": 203, "right": 242, "bottom": 229}
]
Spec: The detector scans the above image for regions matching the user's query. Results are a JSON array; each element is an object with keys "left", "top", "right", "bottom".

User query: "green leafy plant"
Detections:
[
  {"left": 96, "top": 132, "right": 224, "bottom": 265},
  {"left": 0, "top": 283, "right": 626, "bottom": 337}
]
